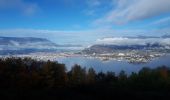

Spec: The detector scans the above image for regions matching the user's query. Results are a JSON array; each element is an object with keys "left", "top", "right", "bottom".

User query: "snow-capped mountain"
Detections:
[{"left": 83, "top": 36, "right": 170, "bottom": 54}]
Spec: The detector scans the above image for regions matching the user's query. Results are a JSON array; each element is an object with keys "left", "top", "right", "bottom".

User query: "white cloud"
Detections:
[
  {"left": 84, "top": 0, "right": 101, "bottom": 16},
  {"left": 85, "top": 0, "right": 113, "bottom": 16},
  {"left": 0, "top": 0, "right": 39, "bottom": 15},
  {"left": 86, "top": 0, "right": 101, "bottom": 7},
  {"left": 94, "top": 0, "right": 170, "bottom": 25},
  {"left": 95, "top": 37, "right": 170, "bottom": 46},
  {"left": 150, "top": 17, "right": 170, "bottom": 26}
]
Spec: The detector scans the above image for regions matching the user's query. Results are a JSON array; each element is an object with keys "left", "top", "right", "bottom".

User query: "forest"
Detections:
[{"left": 0, "top": 57, "right": 170, "bottom": 100}]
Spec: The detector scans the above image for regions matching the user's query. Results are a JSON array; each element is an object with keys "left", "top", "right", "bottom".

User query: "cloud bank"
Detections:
[
  {"left": 0, "top": 28, "right": 170, "bottom": 46},
  {"left": 96, "top": 37, "right": 170, "bottom": 46}
]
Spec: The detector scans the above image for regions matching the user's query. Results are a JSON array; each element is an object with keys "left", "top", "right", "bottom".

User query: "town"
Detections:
[{"left": 0, "top": 49, "right": 166, "bottom": 64}]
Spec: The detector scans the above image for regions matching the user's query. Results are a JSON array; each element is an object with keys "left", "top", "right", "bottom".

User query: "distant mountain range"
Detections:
[
  {"left": 0, "top": 37, "right": 83, "bottom": 55},
  {"left": 0, "top": 37, "right": 59, "bottom": 55},
  {"left": 0, "top": 37, "right": 58, "bottom": 50},
  {"left": 1, "top": 36, "right": 170, "bottom": 55},
  {"left": 83, "top": 36, "right": 170, "bottom": 54}
]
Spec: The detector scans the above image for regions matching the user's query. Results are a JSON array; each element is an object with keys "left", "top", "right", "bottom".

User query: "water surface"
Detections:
[{"left": 56, "top": 54, "right": 170, "bottom": 74}]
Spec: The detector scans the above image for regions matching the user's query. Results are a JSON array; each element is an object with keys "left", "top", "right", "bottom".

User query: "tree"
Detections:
[
  {"left": 87, "top": 68, "right": 96, "bottom": 84},
  {"left": 41, "top": 60, "right": 68, "bottom": 87},
  {"left": 106, "top": 71, "right": 117, "bottom": 83},
  {"left": 69, "top": 64, "right": 87, "bottom": 85},
  {"left": 96, "top": 72, "right": 106, "bottom": 82},
  {"left": 118, "top": 70, "right": 127, "bottom": 81},
  {"left": 51, "top": 63, "right": 68, "bottom": 87}
]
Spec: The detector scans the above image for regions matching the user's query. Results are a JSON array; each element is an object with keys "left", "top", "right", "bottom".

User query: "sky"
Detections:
[{"left": 0, "top": 0, "right": 170, "bottom": 45}]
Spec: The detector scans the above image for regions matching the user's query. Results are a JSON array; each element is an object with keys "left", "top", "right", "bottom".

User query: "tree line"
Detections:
[{"left": 0, "top": 57, "right": 170, "bottom": 99}]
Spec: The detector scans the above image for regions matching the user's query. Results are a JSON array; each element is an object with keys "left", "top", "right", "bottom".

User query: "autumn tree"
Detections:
[
  {"left": 87, "top": 67, "right": 96, "bottom": 84},
  {"left": 69, "top": 64, "right": 87, "bottom": 85},
  {"left": 41, "top": 60, "right": 67, "bottom": 87}
]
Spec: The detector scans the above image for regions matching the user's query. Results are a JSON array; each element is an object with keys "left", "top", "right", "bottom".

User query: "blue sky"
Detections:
[{"left": 0, "top": 0, "right": 170, "bottom": 45}]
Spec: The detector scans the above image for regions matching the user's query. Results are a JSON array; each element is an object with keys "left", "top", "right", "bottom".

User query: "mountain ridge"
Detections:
[
  {"left": 0, "top": 36, "right": 59, "bottom": 55},
  {"left": 83, "top": 36, "right": 170, "bottom": 54}
]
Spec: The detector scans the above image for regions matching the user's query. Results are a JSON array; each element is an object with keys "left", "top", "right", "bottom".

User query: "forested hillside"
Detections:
[{"left": 0, "top": 58, "right": 170, "bottom": 99}]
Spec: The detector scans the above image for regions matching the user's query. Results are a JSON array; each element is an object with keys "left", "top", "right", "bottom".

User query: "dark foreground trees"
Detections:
[{"left": 0, "top": 57, "right": 170, "bottom": 99}]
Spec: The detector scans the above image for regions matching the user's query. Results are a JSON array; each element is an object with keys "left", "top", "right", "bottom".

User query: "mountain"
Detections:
[
  {"left": 0, "top": 37, "right": 58, "bottom": 55},
  {"left": 83, "top": 44, "right": 164, "bottom": 54},
  {"left": 83, "top": 36, "right": 170, "bottom": 54}
]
